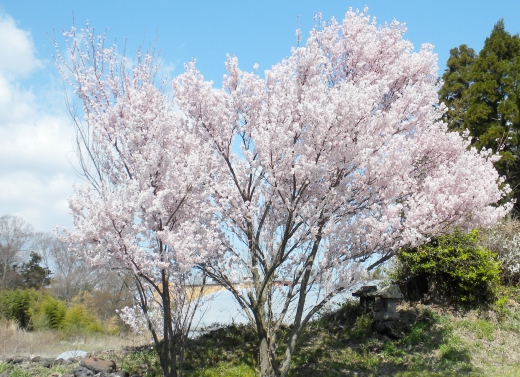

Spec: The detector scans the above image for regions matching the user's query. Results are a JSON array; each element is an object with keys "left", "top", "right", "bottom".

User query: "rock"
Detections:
[
  {"left": 379, "top": 334, "right": 391, "bottom": 343},
  {"left": 373, "top": 320, "right": 403, "bottom": 339},
  {"left": 112, "top": 372, "right": 129, "bottom": 377},
  {"left": 12, "top": 358, "right": 24, "bottom": 364},
  {"left": 73, "top": 366, "right": 95, "bottom": 377},
  {"left": 41, "top": 357, "right": 58, "bottom": 368},
  {"left": 57, "top": 350, "right": 90, "bottom": 361},
  {"left": 0, "top": 371, "right": 11, "bottom": 377},
  {"left": 80, "top": 357, "right": 116, "bottom": 374},
  {"left": 40, "top": 360, "right": 52, "bottom": 368},
  {"left": 49, "top": 373, "right": 63, "bottom": 377},
  {"left": 30, "top": 355, "right": 41, "bottom": 362}
]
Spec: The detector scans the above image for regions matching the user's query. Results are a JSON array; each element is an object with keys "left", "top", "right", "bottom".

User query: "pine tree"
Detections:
[{"left": 440, "top": 20, "right": 520, "bottom": 213}]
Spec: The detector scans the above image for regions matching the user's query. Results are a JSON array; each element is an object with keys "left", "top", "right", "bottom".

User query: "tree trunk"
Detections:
[{"left": 258, "top": 334, "right": 278, "bottom": 377}]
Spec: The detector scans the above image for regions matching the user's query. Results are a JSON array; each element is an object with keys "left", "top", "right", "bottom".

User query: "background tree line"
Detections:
[{"left": 0, "top": 214, "right": 134, "bottom": 330}]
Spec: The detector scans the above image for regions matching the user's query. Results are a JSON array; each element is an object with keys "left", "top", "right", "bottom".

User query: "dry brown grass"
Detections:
[{"left": 0, "top": 318, "right": 149, "bottom": 358}]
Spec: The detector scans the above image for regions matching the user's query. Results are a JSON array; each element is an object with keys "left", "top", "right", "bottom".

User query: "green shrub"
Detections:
[
  {"left": 0, "top": 289, "right": 38, "bottom": 328},
  {"left": 37, "top": 295, "right": 66, "bottom": 330},
  {"left": 393, "top": 229, "right": 500, "bottom": 306},
  {"left": 63, "top": 304, "right": 103, "bottom": 334},
  {"left": 351, "top": 313, "right": 373, "bottom": 339}
]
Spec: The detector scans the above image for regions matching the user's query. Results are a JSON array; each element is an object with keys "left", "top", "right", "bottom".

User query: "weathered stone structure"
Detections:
[{"left": 353, "top": 284, "right": 405, "bottom": 339}]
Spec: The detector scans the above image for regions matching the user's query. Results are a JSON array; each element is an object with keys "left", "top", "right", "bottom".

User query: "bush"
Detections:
[
  {"left": 0, "top": 288, "right": 114, "bottom": 335},
  {"left": 62, "top": 304, "right": 103, "bottom": 334},
  {"left": 393, "top": 229, "right": 500, "bottom": 306},
  {"left": 0, "top": 289, "right": 38, "bottom": 328},
  {"left": 33, "top": 295, "right": 67, "bottom": 330}
]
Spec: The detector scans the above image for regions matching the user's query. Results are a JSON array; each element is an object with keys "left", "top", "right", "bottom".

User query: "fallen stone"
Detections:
[
  {"left": 73, "top": 366, "right": 95, "bottom": 377},
  {"left": 57, "top": 350, "right": 90, "bottom": 361},
  {"left": 40, "top": 357, "right": 57, "bottom": 368},
  {"left": 12, "top": 358, "right": 24, "bottom": 364},
  {"left": 30, "top": 355, "right": 41, "bottom": 362},
  {"left": 373, "top": 320, "right": 403, "bottom": 339},
  {"left": 80, "top": 357, "right": 116, "bottom": 374},
  {"left": 112, "top": 372, "right": 129, "bottom": 377},
  {"left": 40, "top": 360, "right": 52, "bottom": 368}
]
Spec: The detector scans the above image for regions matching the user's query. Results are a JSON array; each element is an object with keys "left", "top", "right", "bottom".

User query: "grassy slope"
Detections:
[{"left": 113, "top": 298, "right": 520, "bottom": 377}]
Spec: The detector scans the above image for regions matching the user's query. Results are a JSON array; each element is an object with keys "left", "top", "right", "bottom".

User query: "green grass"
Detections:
[
  {"left": 9, "top": 368, "right": 32, "bottom": 377},
  {"left": 0, "top": 362, "right": 11, "bottom": 374},
  {"left": 186, "top": 362, "right": 256, "bottom": 377}
]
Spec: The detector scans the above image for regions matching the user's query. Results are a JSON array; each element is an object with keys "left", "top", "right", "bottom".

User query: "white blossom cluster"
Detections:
[{"left": 483, "top": 217, "right": 520, "bottom": 283}]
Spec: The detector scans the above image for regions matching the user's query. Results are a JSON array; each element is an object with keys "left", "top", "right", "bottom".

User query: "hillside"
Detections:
[{"left": 2, "top": 297, "right": 520, "bottom": 377}]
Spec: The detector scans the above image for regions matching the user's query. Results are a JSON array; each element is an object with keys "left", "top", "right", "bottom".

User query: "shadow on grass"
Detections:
[
  {"left": 184, "top": 323, "right": 259, "bottom": 373},
  {"left": 290, "top": 302, "right": 477, "bottom": 377},
  {"left": 118, "top": 303, "right": 480, "bottom": 377}
]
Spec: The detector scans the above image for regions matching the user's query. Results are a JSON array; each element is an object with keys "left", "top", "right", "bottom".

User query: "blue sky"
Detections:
[{"left": 1, "top": 0, "right": 519, "bottom": 232}]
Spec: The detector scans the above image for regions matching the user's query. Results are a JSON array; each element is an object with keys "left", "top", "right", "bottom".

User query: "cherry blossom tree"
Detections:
[
  {"left": 58, "top": 8, "right": 512, "bottom": 377},
  {"left": 55, "top": 26, "right": 218, "bottom": 377},
  {"left": 172, "top": 9, "right": 511, "bottom": 377}
]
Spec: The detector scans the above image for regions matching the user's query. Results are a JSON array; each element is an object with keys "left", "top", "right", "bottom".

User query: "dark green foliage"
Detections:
[
  {"left": 439, "top": 44, "right": 477, "bottom": 132},
  {"left": 439, "top": 20, "right": 520, "bottom": 212},
  {"left": 0, "top": 289, "right": 37, "bottom": 328},
  {"left": 393, "top": 229, "right": 500, "bottom": 306},
  {"left": 19, "top": 253, "right": 51, "bottom": 290},
  {"left": 0, "top": 252, "right": 51, "bottom": 291}
]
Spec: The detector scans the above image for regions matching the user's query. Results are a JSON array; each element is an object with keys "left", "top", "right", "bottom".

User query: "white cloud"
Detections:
[
  {"left": 0, "top": 13, "right": 42, "bottom": 77},
  {"left": 0, "top": 13, "right": 78, "bottom": 232},
  {"left": 0, "top": 171, "right": 75, "bottom": 231}
]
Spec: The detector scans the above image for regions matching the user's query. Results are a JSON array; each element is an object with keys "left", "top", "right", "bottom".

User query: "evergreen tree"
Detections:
[
  {"left": 19, "top": 252, "right": 51, "bottom": 289},
  {"left": 439, "top": 44, "right": 477, "bottom": 132},
  {"left": 440, "top": 20, "right": 520, "bottom": 213}
]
